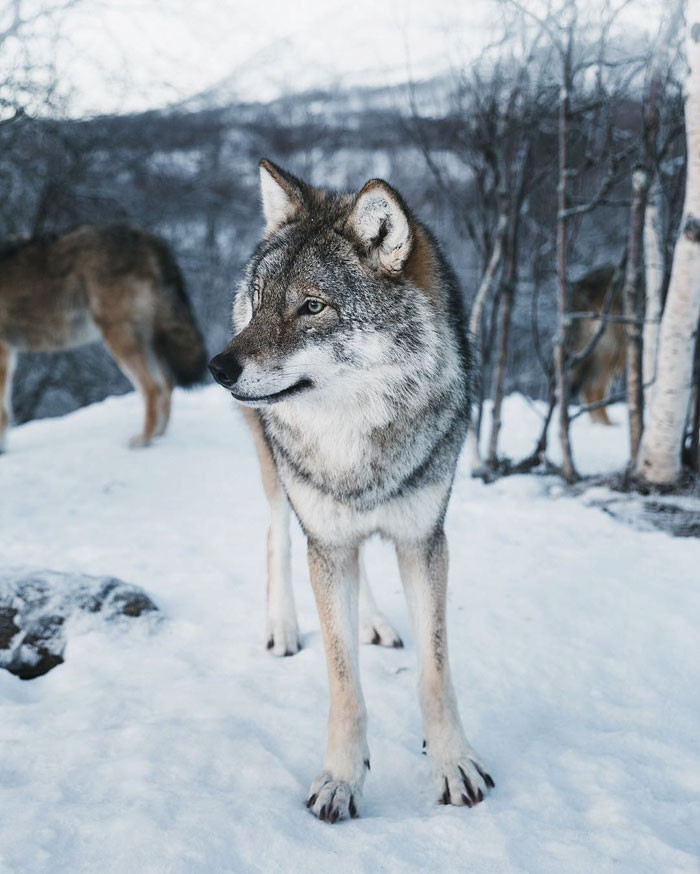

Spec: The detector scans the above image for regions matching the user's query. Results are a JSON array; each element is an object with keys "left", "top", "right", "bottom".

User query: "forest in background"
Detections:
[
  {"left": 0, "top": 71, "right": 681, "bottom": 422},
  {"left": 1, "top": 0, "right": 696, "bottom": 487}
]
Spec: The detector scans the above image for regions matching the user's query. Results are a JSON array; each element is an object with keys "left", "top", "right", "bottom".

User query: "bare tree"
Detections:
[
  {"left": 0, "top": 0, "right": 82, "bottom": 121},
  {"left": 688, "top": 324, "right": 700, "bottom": 470},
  {"left": 486, "top": 140, "right": 533, "bottom": 466},
  {"left": 623, "top": 3, "right": 683, "bottom": 465},
  {"left": 622, "top": 166, "right": 649, "bottom": 463},
  {"left": 553, "top": 0, "right": 578, "bottom": 483},
  {"left": 466, "top": 198, "right": 508, "bottom": 474},
  {"left": 641, "top": 1, "right": 686, "bottom": 411},
  {"left": 636, "top": 0, "right": 700, "bottom": 485}
]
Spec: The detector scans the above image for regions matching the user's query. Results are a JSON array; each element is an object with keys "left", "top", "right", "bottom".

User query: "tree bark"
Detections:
[
  {"left": 487, "top": 138, "right": 530, "bottom": 467},
  {"left": 642, "top": 172, "right": 665, "bottom": 409},
  {"left": 623, "top": 167, "right": 650, "bottom": 464},
  {"left": 487, "top": 228, "right": 518, "bottom": 466},
  {"left": 554, "top": 46, "right": 577, "bottom": 483},
  {"left": 468, "top": 205, "right": 509, "bottom": 340},
  {"left": 641, "top": 0, "right": 683, "bottom": 411},
  {"left": 689, "top": 319, "right": 700, "bottom": 470},
  {"left": 467, "top": 202, "right": 508, "bottom": 474},
  {"left": 636, "top": 0, "right": 700, "bottom": 484}
]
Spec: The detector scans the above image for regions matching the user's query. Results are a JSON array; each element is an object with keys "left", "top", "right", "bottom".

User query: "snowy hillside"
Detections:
[{"left": 1, "top": 388, "right": 699, "bottom": 873}]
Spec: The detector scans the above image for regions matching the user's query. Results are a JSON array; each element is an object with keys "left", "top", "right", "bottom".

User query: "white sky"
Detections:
[
  {"left": 48, "top": 0, "right": 490, "bottom": 115},
  {"left": 11, "top": 0, "right": 668, "bottom": 117}
]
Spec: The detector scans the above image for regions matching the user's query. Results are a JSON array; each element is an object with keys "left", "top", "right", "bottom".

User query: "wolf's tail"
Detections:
[{"left": 151, "top": 238, "right": 208, "bottom": 387}]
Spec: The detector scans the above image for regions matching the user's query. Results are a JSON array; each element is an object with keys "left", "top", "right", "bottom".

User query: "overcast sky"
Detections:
[{"left": 25, "top": 0, "right": 668, "bottom": 117}]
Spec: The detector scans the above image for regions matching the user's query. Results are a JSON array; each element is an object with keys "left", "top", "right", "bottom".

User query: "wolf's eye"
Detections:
[{"left": 299, "top": 298, "right": 326, "bottom": 316}]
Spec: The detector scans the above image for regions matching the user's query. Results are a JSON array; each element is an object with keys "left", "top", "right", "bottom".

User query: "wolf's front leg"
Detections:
[
  {"left": 306, "top": 541, "right": 369, "bottom": 822},
  {"left": 396, "top": 530, "right": 494, "bottom": 808}
]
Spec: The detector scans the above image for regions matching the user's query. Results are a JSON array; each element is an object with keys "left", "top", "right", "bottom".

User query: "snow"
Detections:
[{"left": 1, "top": 387, "right": 699, "bottom": 873}]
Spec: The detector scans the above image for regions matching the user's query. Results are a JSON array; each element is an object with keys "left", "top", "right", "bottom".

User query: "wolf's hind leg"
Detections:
[
  {"left": 582, "top": 383, "right": 612, "bottom": 425},
  {"left": 100, "top": 324, "right": 164, "bottom": 447},
  {"left": 358, "top": 550, "right": 403, "bottom": 648},
  {"left": 0, "top": 342, "right": 14, "bottom": 453},
  {"left": 396, "top": 531, "right": 494, "bottom": 808},
  {"left": 241, "top": 407, "right": 299, "bottom": 656},
  {"left": 306, "top": 541, "right": 368, "bottom": 822},
  {"left": 153, "top": 357, "right": 173, "bottom": 437}
]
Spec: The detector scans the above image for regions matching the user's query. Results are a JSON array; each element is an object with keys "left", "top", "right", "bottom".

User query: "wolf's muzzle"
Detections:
[{"left": 208, "top": 350, "right": 242, "bottom": 389}]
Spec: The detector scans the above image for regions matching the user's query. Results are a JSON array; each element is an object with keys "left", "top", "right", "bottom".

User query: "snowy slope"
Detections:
[{"left": 1, "top": 388, "right": 699, "bottom": 874}]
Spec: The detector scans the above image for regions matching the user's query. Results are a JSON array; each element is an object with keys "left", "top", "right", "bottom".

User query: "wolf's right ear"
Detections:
[
  {"left": 259, "top": 159, "right": 306, "bottom": 237},
  {"left": 344, "top": 179, "right": 413, "bottom": 276}
]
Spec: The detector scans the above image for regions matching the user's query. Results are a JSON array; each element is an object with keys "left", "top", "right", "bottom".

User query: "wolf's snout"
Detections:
[{"left": 208, "top": 350, "right": 242, "bottom": 389}]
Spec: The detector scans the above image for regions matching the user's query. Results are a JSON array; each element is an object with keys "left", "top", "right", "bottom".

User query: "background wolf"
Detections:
[
  {"left": 0, "top": 224, "right": 207, "bottom": 450},
  {"left": 210, "top": 159, "right": 494, "bottom": 822},
  {"left": 569, "top": 262, "right": 626, "bottom": 425}
]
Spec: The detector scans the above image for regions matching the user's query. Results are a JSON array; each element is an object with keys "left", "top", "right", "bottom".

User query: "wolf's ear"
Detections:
[
  {"left": 259, "top": 159, "right": 306, "bottom": 236},
  {"left": 345, "top": 179, "right": 413, "bottom": 275}
]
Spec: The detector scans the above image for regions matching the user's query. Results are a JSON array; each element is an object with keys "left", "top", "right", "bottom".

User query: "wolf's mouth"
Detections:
[{"left": 230, "top": 378, "right": 313, "bottom": 405}]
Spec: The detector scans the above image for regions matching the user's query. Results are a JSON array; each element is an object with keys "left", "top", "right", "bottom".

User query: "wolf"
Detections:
[
  {"left": 0, "top": 224, "right": 207, "bottom": 450},
  {"left": 209, "top": 160, "right": 494, "bottom": 822},
  {"left": 569, "top": 262, "right": 626, "bottom": 425}
]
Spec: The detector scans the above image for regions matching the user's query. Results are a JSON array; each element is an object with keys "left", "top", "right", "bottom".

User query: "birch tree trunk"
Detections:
[
  {"left": 623, "top": 167, "right": 650, "bottom": 464},
  {"left": 555, "top": 74, "right": 577, "bottom": 483},
  {"left": 487, "top": 229, "right": 518, "bottom": 466},
  {"left": 642, "top": 173, "right": 665, "bottom": 409},
  {"left": 487, "top": 142, "right": 529, "bottom": 467},
  {"left": 641, "top": 0, "right": 683, "bottom": 411},
  {"left": 467, "top": 205, "right": 508, "bottom": 474},
  {"left": 690, "top": 322, "right": 700, "bottom": 469},
  {"left": 636, "top": 0, "right": 700, "bottom": 484}
]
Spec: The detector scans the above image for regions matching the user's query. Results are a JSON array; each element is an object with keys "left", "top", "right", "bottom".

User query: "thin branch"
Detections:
[{"left": 560, "top": 142, "right": 636, "bottom": 218}]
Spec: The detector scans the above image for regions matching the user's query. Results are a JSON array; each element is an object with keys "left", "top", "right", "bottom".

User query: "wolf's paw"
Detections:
[
  {"left": 359, "top": 612, "right": 403, "bottom": 648},
  {"left": 265, "top": 619, "right": 300, "bottom": 657},
  {"left": 432, "top": 753, "right": 494, "bottom": 808},
  {"left": 305, "top": 772, "right": 361, "bottom": 823},
  {"left": 128, "top": 434, "right": 151, "bottom": 449}
]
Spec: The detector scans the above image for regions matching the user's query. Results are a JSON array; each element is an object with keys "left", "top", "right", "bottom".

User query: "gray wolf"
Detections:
[
  {"left": 569, "top": 263, "right": 626, "bottom": 425},
  {"left": 209, "top": 159, "right": 494, "bottom": 821},
  {"left": 0, "top": 224, "right": 207, "bottom": 450}
]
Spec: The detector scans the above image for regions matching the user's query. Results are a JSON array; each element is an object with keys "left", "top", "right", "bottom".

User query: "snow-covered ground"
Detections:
[{"left": 1, "top": 388, "right": 699, "bottom": 874}]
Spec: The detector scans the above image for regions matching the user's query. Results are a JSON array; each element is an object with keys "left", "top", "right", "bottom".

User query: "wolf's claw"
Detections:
[
  {"left": 433, "top": 755, "right": 494, "bottom": 808},
  {"left": 306, "top": 772, "right": 362, "bottom": 823}
]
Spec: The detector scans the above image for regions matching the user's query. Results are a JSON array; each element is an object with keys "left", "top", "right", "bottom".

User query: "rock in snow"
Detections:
[{"left": 0, "top": 569, "right": 158, "bottom": 679}]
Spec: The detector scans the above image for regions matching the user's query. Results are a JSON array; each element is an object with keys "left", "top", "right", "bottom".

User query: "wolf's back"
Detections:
[{"left": 151, "top": 237, "right": 208, "bottom": 387}]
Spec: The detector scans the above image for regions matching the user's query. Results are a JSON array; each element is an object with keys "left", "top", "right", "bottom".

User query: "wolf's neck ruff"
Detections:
[{"left": 261, "top": 331, "right": 467, "bottom": 514}]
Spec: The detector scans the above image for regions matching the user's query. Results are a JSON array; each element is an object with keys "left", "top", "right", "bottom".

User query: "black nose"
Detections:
[{"left": 208, "top": 351, "right": 243, "bottom": 389}]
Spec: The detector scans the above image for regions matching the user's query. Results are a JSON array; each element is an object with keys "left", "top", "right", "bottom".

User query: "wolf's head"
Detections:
[{"left": 209, "top": 159, "right": 448, "bottom": 407}]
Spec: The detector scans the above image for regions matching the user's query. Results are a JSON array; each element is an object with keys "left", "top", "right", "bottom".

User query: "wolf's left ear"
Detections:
[
  {"left": 259, "top": 158, "right": 306, "bottom": 236},
  {"left": 344, "top": 179, "right": 413, "bottom": 275}
]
